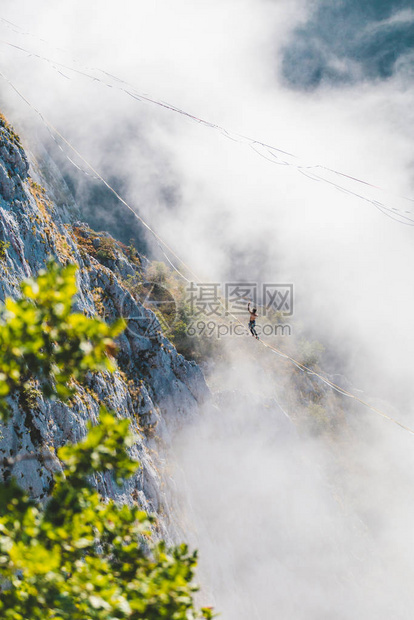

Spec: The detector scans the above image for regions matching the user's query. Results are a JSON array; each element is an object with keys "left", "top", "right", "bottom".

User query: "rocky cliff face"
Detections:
[{"left": 0, "top": 113, "right": 209, "bottom": 538}]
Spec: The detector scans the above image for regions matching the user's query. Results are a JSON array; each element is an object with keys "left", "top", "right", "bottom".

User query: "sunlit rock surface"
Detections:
[{"left": 0, "top": 114, "right": 209, "bottom": 538}]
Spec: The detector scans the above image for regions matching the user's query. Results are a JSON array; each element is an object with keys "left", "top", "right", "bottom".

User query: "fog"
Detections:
[{"left": 1, "top": 1, "right": 414, "bottom": 617}]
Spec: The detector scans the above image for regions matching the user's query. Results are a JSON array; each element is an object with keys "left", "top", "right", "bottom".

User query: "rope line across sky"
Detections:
[{"left": 1, "top": 17, "right": 414, "bottom": 226}]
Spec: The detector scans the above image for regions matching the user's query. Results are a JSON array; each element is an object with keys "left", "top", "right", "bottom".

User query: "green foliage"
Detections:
[
  {"left": 145, "top": 261, "right": 169, "bottom": 285},
  {"left": 125, "top": 239, "right": 141, "bottom": 266},
  {"left": 71, "top": 227, "right": 141, "bottom": 269},
  {"left": 0, "top": 240, "right": 10, "bottom": 261},
  {"left": 19, "top": 380, "right": 42, "bottom": 412},
  {"left": 96, "top": 237, "right": 117, "bottom": 262},
  {"left": 59, "top": 409, "right": 138, "bottom": 485},
  {"left": 0, "top": 261, "right": 124, "bottom": 418},
  {"left": 168, "top": 304, "right": 220, "bottom": 365},
  {"left": 298, "top": 339, "right": 325, "bottom": 368},
  {"left": 0, "top": 114, "right": 22, "bottom": 146},
  {"left": 307, "top": 403, "right": 330, "bottom": 435},
  {"left": 0, "top": 412, "right": 214, "bottom": 619},
  {"left": 71, "top": 226, "right": 98, "bottom": 260},
  {"left": 0, "top": 261, "right": 213, "bottom": 618}
]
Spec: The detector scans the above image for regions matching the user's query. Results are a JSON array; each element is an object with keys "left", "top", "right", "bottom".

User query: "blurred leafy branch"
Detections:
[
  {"left": 0, "top": 262, "right": 214, "bottom": 619},
  {"left": 0, "top": 261, "right": 124, "bottom": 418}
]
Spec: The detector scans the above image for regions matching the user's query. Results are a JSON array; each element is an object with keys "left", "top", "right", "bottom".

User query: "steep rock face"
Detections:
[
  {"left": 0, "top": 116, "right": 29, "bottom": 203},
  {"left": 0, "top": 114, "right": 209, "bottom": 536}
]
